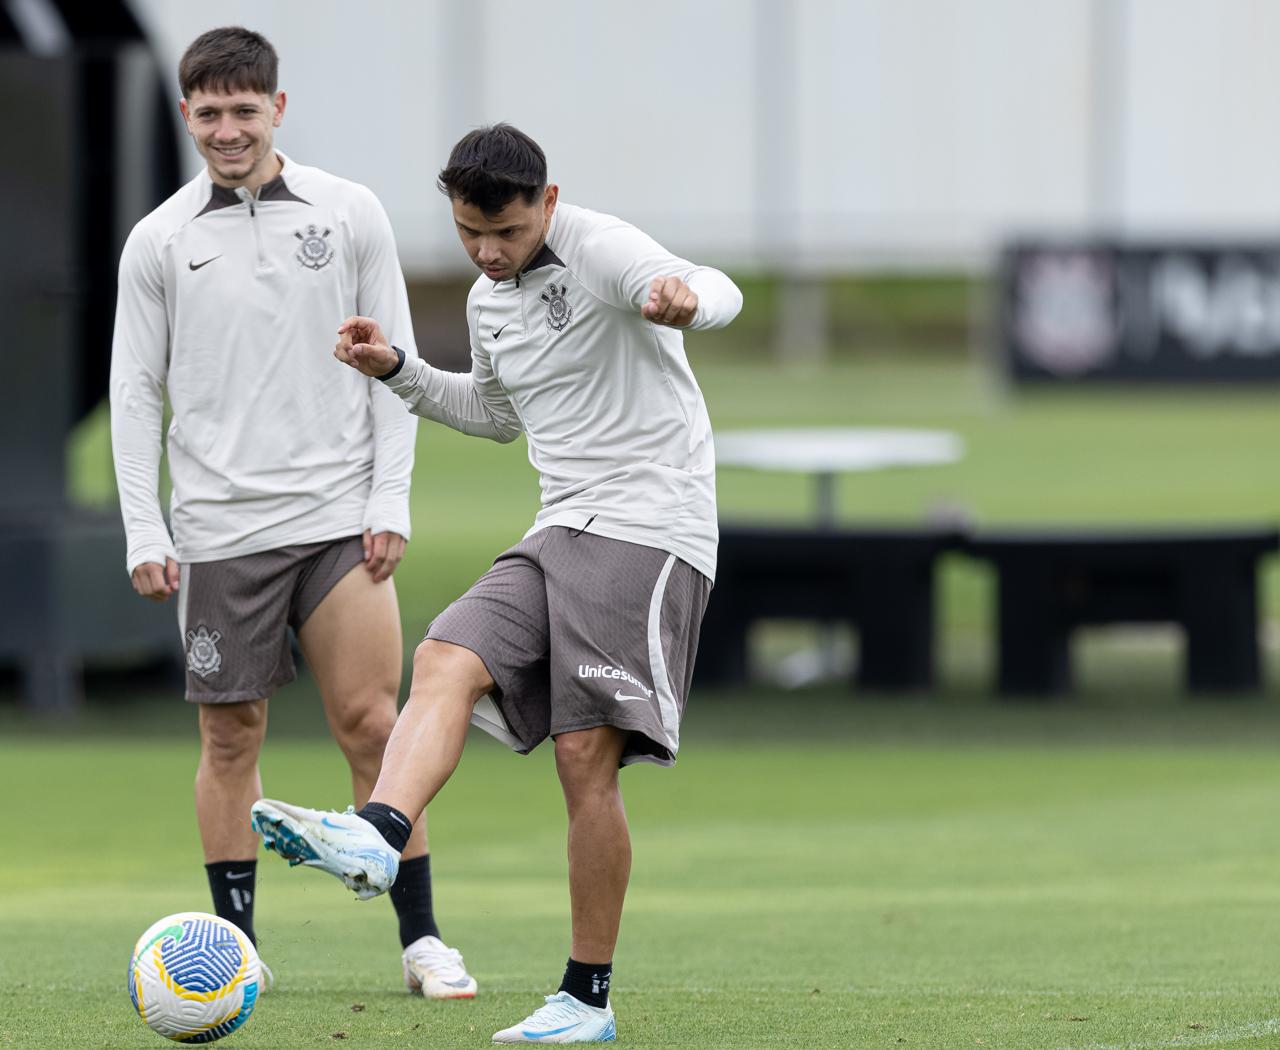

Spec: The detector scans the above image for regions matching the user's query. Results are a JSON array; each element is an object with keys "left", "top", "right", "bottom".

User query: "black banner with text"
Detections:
[{"left": 1000, "top": 242, "right": 1280, "bottom": 381}]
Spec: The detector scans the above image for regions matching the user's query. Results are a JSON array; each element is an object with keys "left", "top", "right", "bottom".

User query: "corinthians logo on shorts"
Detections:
[
  {"left": 186, "top": 624, "right": 223, "bottom": 679},
  {"left": 541, "top": 281, "right": 572, "bottom": 332},
  {"left": 294, "top": 224, "right": 335, "bottom": 270}
]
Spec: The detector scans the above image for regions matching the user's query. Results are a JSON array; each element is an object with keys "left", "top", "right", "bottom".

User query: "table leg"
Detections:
[{"left": 815, "top": 472, "right": 836, "bottom": 529}]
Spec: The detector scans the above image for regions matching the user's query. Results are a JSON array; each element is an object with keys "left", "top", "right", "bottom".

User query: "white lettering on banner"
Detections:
[
  {"left": 1150, "top": 254, "right": 1280, "bottom": 359},
  {"left": 577, "top": 663, "right": 654, "bottom": 698}
]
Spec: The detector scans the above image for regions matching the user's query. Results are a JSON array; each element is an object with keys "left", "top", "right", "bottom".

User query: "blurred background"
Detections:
[
  {"left": 6, "top": 0, "right": 1280, "bottom": 714},
  {"left": 6, "top": 4, "right": 1280, "bottom": 1047}
]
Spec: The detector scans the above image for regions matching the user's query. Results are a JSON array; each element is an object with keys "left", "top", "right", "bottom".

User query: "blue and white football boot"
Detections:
[
  {"left": 250, "top": 799, "right": 398, "bottom": 901},
  {"left": 492, "top": 992, "right": 616, "bottom": 1043}
]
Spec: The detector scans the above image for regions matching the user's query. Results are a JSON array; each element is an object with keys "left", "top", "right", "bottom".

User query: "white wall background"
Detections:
[{"left": 118, "top": 0, "right": 1280, "bottom": 275}]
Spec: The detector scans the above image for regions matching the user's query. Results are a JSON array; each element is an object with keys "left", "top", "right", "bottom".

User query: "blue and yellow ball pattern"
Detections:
[{"left": 129, "top": 912, "right": 259, "bottom": 1043}]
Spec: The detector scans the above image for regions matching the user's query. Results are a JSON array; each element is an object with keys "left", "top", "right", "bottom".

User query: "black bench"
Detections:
[
  {"left": 0, "top": 510, "right": 180, "bottom": 711},
  {"left": 964, "top": 527, "right": 1280, "bottom": 696},
  {"left": 695, "top": 524, "right": 960, "bottom": 691}
]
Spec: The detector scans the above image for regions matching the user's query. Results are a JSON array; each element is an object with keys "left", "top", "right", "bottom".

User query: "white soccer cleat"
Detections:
[
  {"left": 257, "top": 958, "right": 274, "bottom": 995},
  {"left": 402, "top": 935, "right": 478, "bottom": 999},
  {"left": 492, "top": 991, "right": 616, "bottom": 1043},
  {"left": 250, "top": 799, "right": 398, "bottom": 901}
]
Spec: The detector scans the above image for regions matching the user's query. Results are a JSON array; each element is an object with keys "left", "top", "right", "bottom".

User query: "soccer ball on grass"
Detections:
[{"left": 128, "top": 912, "right": 259, "bottom": 1043}]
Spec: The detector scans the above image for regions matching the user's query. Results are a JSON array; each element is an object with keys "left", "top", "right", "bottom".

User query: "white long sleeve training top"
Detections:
[
  {"left": 110, "top": 153, "right": 418, "bottom": 574},
  {"left": 382, "top": 202, "right": 742, "bottom": 581}
]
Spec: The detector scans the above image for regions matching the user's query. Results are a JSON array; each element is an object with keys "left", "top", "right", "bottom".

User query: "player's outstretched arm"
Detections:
[
  {"left": 574, "top": 215, "right": 742, "bottom": 331},
  {"left": 335, "top": 316, "right": 401, "bottom": 378}
]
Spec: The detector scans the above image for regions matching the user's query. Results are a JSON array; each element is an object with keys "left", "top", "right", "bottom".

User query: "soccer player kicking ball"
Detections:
[{"left": 252, "top": 123, "right": 742, "bottom": 1043}]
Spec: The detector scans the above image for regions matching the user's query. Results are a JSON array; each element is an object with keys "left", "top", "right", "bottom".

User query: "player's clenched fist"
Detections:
[
  {"left": 335, "top": 315, "right": 399, "bottom": 377},
  {"left": 131, "top": 558, "right": 180, "bottom": 602},
  {"left": 641, "top": 275, "right": 698, "bottom": 328}
]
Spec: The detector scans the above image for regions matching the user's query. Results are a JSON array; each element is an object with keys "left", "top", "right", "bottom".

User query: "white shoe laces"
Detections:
[
  {"left": 406, "top": 938, "right": 467, "bottom": 981},
  {"left": 521, "top": 992, "right": 591, "bottom": 1029}
]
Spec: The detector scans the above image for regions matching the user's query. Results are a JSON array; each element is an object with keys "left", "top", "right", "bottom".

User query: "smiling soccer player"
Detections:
[{"left": 110, "top": 25, "right": 473, "bottom": 1002}]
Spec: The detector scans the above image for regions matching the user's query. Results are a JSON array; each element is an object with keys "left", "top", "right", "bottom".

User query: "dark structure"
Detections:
[
  {"left": 695, "top": 524, "right": 960, "bottom": 691},
  {"left": 965, "top": 527, "right": 1280, "bottom": 696},
  {"left": 1001, "top": 240, "right": 1280, "bottom": 384},
  {"left": 0, "top": 1, "right": 182, "bottom": 710}
]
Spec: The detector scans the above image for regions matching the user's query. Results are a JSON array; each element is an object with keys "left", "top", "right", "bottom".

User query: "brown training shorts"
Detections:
[
  {"left": 177, "top": 536, "right": 366, "bottom": 703},
  {"left": 426, "top": 526, "right": 712, "bottom": 767}
]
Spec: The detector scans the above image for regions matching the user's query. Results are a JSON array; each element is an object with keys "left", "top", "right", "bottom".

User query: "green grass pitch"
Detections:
[
  {"left": 2, "top": 695, "right": 1280, "bottom": 1049},
  {"left": 20, "top": 345, "right": 1280, "bottom": 1046}
]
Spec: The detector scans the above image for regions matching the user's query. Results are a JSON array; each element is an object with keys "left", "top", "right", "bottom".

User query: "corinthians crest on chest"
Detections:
[
  {"left": 540, "top": 280, "right": 573, "bottom": 332},
  {"left": 294, "top": 224, "right": 335, "bottom": 270}
]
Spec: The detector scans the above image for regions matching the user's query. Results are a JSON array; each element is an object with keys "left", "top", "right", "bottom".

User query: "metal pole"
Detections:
[
  {"left": 754, "top": 0, "right": 828, "bottom": 362},
  {"left": 1089, "top": 0, "right": 1129, "bottom": 232}
]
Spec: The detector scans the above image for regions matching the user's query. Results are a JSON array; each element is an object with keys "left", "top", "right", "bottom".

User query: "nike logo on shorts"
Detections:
[
  {"left": 492, "top": 323, "right": 510, "bottom": 339},
  {"left": 614, "top": 690, "right": 649, "bottom": 703},
  {"left": 189, "top": 255, "right": 221, "bottom": 271}
]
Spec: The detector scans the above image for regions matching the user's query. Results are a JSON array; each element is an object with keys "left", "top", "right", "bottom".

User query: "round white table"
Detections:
[{"left": 715, "top": 427, "right": 964, "bottom": 523}]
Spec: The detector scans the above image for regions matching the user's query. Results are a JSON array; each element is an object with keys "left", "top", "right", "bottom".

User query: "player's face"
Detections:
[
  {"left": 180, "top": 88, "right": 285, "bottom": 189},
  {"left": 452, "top": 185, "right": 559, "bottom": 282}
]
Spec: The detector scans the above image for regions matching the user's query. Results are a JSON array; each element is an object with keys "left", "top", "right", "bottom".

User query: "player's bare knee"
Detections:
[
  {"left": 329, "top": 696, "right": 397, "bottom": 760},
  {"left": 554, "top": 730, "right": 623, "bottom": 799},
  {"left": 197, "top": 701, "right": 266, "bottom": 770},
  {"left": 413, "top": 639, "right": 492, "bottom": 702}
]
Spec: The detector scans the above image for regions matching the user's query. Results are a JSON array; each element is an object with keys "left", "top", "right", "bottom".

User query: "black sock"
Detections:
[
  {"left": 389, "top": 854, "right": 441, "bottom": 947},
  {"left": 206, "top": 860, "right": 258, "bottom": 947},
  {"left": 559, "top": 957, "right": 611, "bottom": 1009},
  {"left": 356, "top": 801, "right": 413, "bottom": 853}
]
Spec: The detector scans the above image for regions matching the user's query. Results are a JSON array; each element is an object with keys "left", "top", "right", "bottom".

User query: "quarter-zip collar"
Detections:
[
  {"left": 521, "top": 241, "right": 565, "bottom": 275},
  {"left": 518, "top": 206, "right": 564, "bottom": 277},
  {"left": 195, "top": 152, "right": 311, "bottom": 218}
]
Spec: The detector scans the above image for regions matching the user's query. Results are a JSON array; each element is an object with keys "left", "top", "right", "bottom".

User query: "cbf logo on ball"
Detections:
[
  {"left": 294, "top": 224, "right": 334, "bottom": 270},
  {"left": 186, "top": 625, "right": 223, "bottom": 679},
  {"left": 541, "top": 281, "right": 572, "bottom": 332}
]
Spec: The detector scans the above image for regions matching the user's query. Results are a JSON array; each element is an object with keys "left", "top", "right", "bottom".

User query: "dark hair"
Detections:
[
  {"left": 179, "top": 26, "right": 278, "bottom": 98},
  {"left": 437, "top": 124, "right": 547, "bottom": 215}
]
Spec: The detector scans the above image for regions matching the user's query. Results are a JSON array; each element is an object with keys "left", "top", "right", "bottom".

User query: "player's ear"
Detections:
[
  {"left": 178, "top": 98, "right": 192, "bottom": 132},
  {"left": 543, "top": 183, "right": 558, "bottom": 218},
  {"left": 272, "top": 91, "right": 287, "bottom": 127}
]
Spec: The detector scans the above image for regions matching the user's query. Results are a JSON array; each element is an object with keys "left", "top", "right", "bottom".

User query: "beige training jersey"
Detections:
[
  {"left": 383, "top": 201, "right": 742, "bottom": 581},
  {"left": 110, "top": 153, "right": 418, "bottom": 573}
]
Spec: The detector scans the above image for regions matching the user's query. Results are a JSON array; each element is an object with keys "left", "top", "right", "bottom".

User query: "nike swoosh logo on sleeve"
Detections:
[
  {"left": 189, "top": 255, "right": 221, "bottom": 271},
  {"left": 492, "top": 323, "right": 510, "bottom": 339}
]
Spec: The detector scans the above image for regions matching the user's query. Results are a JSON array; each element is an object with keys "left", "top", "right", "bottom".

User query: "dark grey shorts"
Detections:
[
  {"left": 427, "top": 526, "right": 712, "bottom": 767},
  {"left": 177, "top": 536, "right": 365, "bottom": 703}
]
